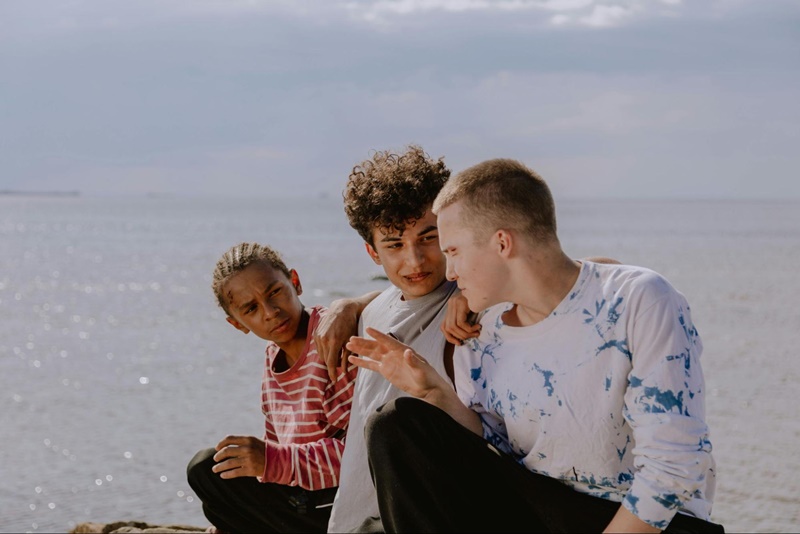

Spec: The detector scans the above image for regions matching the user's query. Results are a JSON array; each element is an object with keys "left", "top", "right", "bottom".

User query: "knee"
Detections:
[
  {"left": 186, "top": 447, "right": 217, "bottom": 487},
  {"left": 365, "top": 397, "right": 433, "bottom": 450}
]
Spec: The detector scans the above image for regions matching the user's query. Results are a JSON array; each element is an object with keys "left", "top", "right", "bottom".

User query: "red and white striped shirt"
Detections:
[{"left": 261, "top": 306, "right": 358, "bottom": 490}]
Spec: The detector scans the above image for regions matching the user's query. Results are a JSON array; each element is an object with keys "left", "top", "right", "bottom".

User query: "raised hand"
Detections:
[
  {"left": 346, "top": 327, "right": 451, "bottom": 402},
  {"left": 212, "top": 435, "right": 266, "bottom": 479}
]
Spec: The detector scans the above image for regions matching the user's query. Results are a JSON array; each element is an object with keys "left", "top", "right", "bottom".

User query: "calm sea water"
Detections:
[{"left": 1, "top": 196, "right": 798, "bottom": 533}]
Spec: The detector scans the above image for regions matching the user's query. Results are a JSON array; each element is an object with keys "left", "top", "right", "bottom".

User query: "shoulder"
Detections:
[{"left": 588, "top": 262, "right": 682, "bottom": 308}]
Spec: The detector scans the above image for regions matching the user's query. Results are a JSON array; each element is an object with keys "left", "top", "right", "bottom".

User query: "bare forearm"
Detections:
[
  {"left": 603, "top": 505, "right": 661, "bottom": 533},
  {"left": 344, "top": 290, "right": 381, "bottom": 314},
  {"left": 425, "top": 385, "right": 483, "bottom": 436}
]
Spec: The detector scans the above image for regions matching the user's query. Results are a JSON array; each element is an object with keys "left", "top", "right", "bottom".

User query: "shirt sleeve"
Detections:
[
  {"left": 455, "top": 340, "right": 514, "bottom": 455},
  {"left": 621, "top": 279, "right": 713, "bottom": 529},
  {"left": 262, "top": 361, "right": 358, "bottom": 490}
]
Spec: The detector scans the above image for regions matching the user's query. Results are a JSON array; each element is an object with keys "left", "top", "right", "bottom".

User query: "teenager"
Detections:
[{"left": 187, "top": 242, "right": 358, "bottom": 533}]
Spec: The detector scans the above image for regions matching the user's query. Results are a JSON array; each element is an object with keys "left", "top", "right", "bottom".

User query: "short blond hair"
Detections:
[{"left": 432, "top": 158, "right": 557, "bottom": 244}]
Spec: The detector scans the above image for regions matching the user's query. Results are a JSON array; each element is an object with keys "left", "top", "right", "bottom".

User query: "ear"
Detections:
[
  {"left": 226, "top": 316, "right": 250, "bottom": 335},
  {"left": 495, "top": 229, "right": 514, "bottom": 258},
  {"left": 290, "top": 269, "right": 302, "bottom": 296},
  {"left": 365, "top": 243, "right": 382, "bottom": 265}
]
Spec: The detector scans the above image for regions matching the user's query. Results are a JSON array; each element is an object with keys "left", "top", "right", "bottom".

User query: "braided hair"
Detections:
[{"left": 212, "top": 242, "right": 291, "bottom": 314}]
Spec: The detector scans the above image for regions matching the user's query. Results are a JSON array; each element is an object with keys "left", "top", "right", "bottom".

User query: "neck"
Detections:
[
  {"left": 502, "top": 246, "right": 581, "bottom": 327},
  {"left": 275, "top": 309, "right": 310, "bottom": 370}
]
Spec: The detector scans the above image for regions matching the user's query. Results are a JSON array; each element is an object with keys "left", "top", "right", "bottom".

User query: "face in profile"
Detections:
[
  {"left": 438, "top": 201, "right": 505, "bottom": 313},
  {"left": 223, "top": 260, "right": 305, "bottom": 345},
  {"left": 366, "top": 209, "right": 448, "bottom": 300}
]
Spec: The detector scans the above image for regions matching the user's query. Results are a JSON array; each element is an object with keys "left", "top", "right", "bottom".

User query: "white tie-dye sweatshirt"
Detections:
[{"left": 455, "top": 261, "right": 716, "bottom": 530}]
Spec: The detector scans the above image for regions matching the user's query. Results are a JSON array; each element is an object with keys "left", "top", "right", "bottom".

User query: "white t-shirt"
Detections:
[
  {"left": 327, "top": 280, "right": 458, "bottom": 533},
  {"left": 455, "top": 261, "right": 716, "bottom": 530}
]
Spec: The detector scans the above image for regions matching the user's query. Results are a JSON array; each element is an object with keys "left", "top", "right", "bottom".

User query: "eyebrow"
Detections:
[
  {"left": 235, "top": 280, "right": 280, "bottom": 312},
  {"left": 379, "top": 225, "right": 438, "bottom": 242}
]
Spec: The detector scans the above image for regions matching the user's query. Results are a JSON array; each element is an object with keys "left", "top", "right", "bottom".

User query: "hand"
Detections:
[
  {"left": 603, "top": 505, "right": 661, "bottom": 533},
  {"left": 315, "top": 299, "right": 360, "bottom": 381},
  {"left": 348, "top": 327, "right": 484, "bottom": 435},
  {"left": 346, "top": 327, "right": 450, "bottom": 402},
  {"left": 440, "top": 291, "right": 481, "bottom": 345},
  {"left": 212, "top": 435, "right": 266, "bottom": 479}
]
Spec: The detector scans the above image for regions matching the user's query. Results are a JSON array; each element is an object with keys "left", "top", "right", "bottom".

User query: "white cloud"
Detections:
[
  {"left": 579, "top": 4, "right": 635, "bottom": 27},
  {"left": 341, "top": 0, "right": 682, "bottom": 28}
]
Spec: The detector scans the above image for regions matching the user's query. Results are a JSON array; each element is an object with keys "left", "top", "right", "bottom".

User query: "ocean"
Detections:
[{"left": 1, "top": 195, "right": 798, "bottom": 533}]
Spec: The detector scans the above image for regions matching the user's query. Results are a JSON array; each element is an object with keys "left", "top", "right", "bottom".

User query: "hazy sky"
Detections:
[{"left": 1, "top": 0, "right": 798, "bottom": 199}]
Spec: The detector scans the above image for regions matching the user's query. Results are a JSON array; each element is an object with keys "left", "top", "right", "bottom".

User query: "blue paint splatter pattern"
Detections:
[{"left": 452, "top": 261, "right": 716, "bottom": 529}]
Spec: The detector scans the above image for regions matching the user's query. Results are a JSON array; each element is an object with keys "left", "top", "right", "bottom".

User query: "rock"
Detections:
[{"left": 69, "top": 521, "right": 207, "bottom": 534}]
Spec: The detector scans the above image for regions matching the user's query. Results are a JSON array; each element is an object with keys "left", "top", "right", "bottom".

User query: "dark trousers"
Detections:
[
  {"left": 365, "top": 398, "right": 724, "bottom": 533},
  {"left": 186, "top": 448, "right": 337, "bottom": 533}
]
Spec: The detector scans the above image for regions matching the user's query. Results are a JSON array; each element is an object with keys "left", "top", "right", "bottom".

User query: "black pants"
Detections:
[
  {"left": 186, "top": 448, "right": 337, "bottom": 533},
  {"left": 365, "top": 398, "right": 724, "bottom": 533}
]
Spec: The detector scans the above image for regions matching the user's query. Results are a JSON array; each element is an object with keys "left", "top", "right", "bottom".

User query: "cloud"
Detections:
[
  {"left": 579, "top": 4, "right": 635, "bottom": 27},
  {"left": 341, "top": 0, "right": 683, "bottom": 27},
  {"left": 1, "top": 0, "right": 798, "bottom": 199}
]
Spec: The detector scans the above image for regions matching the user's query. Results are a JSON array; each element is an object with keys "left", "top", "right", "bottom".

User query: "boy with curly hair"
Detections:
[{"left": 325, "top": 145, "right": 460, "bottom": 533}]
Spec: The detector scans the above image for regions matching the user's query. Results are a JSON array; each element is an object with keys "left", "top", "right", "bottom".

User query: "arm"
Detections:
[
  {"left": 262, "top": 361, "right": 359, "bottom": 489},
  {"left": 615, "top": 284, "right": 712, "bottom": 530},
  {"left": 604, "top": 506, "right": 661, "bottom": 533},
  {"left": 315, "top": 290, "right": 381, "bottom": 381},
  {"left": 347, "top": 327, "right": 483, "bottom": 435}
]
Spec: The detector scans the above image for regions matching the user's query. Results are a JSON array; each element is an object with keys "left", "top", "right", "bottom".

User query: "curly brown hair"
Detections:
[{"left": 344, "top": 145, "right": 451, "bottom": 245}]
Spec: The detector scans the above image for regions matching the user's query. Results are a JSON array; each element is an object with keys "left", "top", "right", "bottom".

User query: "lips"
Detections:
[
  {"left": 271, "top": 317, "right": 291, "bottom": 335},
  {"left": 404, "top": 272, "right": 430, "bottom": 283}
]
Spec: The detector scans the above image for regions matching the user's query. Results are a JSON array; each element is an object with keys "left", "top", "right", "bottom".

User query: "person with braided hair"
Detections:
[{"left": 187, "top": 242, "right": 359, "bottom": 533}]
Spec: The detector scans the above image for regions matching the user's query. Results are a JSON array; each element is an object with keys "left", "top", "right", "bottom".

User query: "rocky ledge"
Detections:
[{"left": 69, "top": 521, "right": 207, "bottom": 533}]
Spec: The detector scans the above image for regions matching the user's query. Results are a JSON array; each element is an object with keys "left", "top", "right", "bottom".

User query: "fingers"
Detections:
[
  {"left": 214, "top": 435, "right": 250, "bottom": 451},
  {"left": 325, "top": 353, "right": 340, "bottom": 383},
  {"left": 314, "top": 323, "right": 342, "bottom": 382},
  {"left": 314, "top": 300, "right": 361, "bottom": 382},
  {"left": 211, "top": 436, "right": 265, "bottom": 479},
  {"left": 347, "top": 354, "right": 381, "bottom": 373},
  {"left": 441, "top": 293, "right": 481, "bottom": 345},
  {"left": 364, "top": 327, "right": 408, "bottom": 348},
  {"left": 345, "top": 335, "right": 387, "bottom": 364}
]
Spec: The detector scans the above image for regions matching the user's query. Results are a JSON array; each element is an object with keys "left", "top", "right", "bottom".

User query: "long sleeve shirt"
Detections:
[
  {"left": 261, "top": 306, "right": 358, "bottom": 490},
  {"left": 455, "top": 262, "right": 716, "bottom": 529}
]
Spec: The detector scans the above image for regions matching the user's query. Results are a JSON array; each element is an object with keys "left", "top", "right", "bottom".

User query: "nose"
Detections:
[
  {"left": 445, "top": 257, "right": 457, "bottom": 282},
  {"left": 404, "top": 244, "right": 425, "bottom": 269},
  {"left": 263, "top": 302, "right": 280, "bottom": 320}
]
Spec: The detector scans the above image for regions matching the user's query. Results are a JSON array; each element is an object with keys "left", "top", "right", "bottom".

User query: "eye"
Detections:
[
  {"left": 386, "top": 243, "right": 402, "bottom": 250},
  {"left": 245, "top": 304, "right": 258, "bottom": 314},
  {"left": 421, "top": 235, "right": 438, "bottom": 242},
  {"left": 269, "top": 287, "right": 282, "bottom": 298}
]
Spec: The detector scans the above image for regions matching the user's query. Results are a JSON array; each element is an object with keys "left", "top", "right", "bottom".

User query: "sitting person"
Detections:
[
  {"left": 325, "top": 145, "right": 458, "bottom": 533},
  {"left": 187, "top": 242, "right": 358, "bottom": 533},
  {"left": 347, "top": 159, "right": 723, "bottom": 533}
]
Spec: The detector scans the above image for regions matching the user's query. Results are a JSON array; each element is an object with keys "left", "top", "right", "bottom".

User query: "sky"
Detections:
[{"left": 1, "top": 0, "right": 798, "bottom": 200}]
